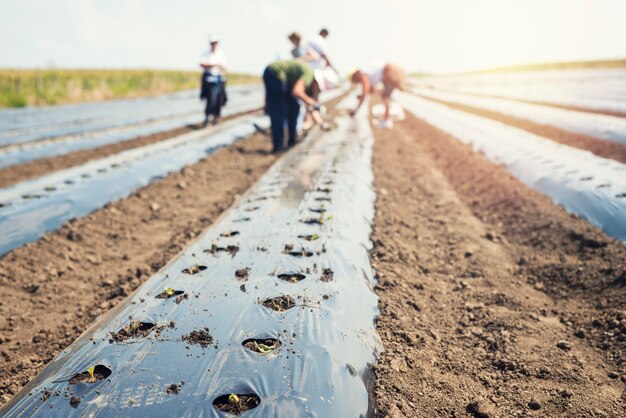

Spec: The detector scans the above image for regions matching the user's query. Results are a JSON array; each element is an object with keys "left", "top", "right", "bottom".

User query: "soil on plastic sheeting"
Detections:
[
  {"left": 0, "top": 131, "right": 278, "bottom": 405},
  {"left": 0, "top": 110, "right": 262, "bottom": 189},
  {"left": 182, "top": 328, "right": 214, "bottom": 348},
  {"left": 370, "top": 107, "right": 625, "bottom": 417},
  {"left": 423, "top": 95, "right": 626, "bottom": 165}
]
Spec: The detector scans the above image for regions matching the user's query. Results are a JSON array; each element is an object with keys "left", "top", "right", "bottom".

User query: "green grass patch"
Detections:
[{"left": 0, "top": 69, "right": 260, "bottom": 108}]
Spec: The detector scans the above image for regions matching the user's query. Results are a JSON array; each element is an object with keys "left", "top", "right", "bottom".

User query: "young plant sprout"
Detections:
[
  {"left": 87, "top": 366, "right": 96, "bottom": 383},
  {"left": 326, "top": 214, "right": 333, "bottom": 221},
  {"left": 164, "top": 287, "right": 175, "bottom": 297},
  {"left": 228, "top": 393, "right": 241, "bottom": 412},
  {"left": 254, "top": 341, "right": 276, "bottom": 354},
  {"left": 310, "top": 234, "right": 319, "bottom": 241}
]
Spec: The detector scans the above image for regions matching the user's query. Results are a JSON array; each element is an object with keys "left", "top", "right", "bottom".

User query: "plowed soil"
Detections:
[{"left": 371, "top": 109, "right": 625, "bottom": 417}]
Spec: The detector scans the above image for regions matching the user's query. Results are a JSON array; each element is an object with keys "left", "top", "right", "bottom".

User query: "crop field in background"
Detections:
[{"left": 0, "top": 69, "right": 259, "bottom": 108}]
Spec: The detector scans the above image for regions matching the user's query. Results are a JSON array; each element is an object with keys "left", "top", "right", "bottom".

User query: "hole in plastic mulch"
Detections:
[
  {"left": 205, "top": 245, "right": 240, "bottom": 257},
  {"left": 234, "top": 217, "right": 251, "bottom": 222},
  {"left": 616, "top": 193, "right": 626, "bottom": 198},
  {"left": 298, "top": 234, "right": 319, "bottom": 241},
  {"left": 309, "top": 207, "right": 327, "bottom": 213},
  {"left": 314, "top": 197, "right": 331, "bottom": 202},
  {"left": 155, "top": 289, "right": 185, "bottom": 299},
  {"left": 262, "top": 295, "right": 296, "bottom": 312},
  {"left": 109, "top": 321, "right": 156, "bottom": 343},
  {"left": 301, "top": 218, "right": 324, "bottom": 225},
  {"left": 277, "top": 273, "right": 306, "bottom": 283},
  {"left": 242, "top": 338, "right": 282, "bottom": 355},
  {"left": 68, "top": 365, "right": 112, "bottom": 385},
  {"left": 182, "top": 264, "right": 207, "bottom": 275},
  {"left": 220, "top": 231, "right": 240, "bottom": 238},
  {"left": 213, "top": 393, "right": 261, "bottom": 415}
]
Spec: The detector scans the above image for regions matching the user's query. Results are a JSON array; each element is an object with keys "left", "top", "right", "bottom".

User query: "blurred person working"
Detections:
[
  {"left": 199, "top": 35, "right": 228, "bottom": 126},
  {"left": 307, "top": 28, "right": 336, "bottom": 72},
  {"left": 262, "top": 60, "right": 337, "bottom": 153},
  {"left": 350, "top": 63, "right": 405, "bottom": 127}
]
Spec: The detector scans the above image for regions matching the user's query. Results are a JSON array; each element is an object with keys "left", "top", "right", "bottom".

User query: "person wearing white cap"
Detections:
[
  {"left": 199, "top": 35, "right": 229, "bottom": 126},
  {"left": 350, "top": 62, "right": 405, "bottom": 127},
  {"left": 262, "top": 60, "right": 337, "bottom": 153}
]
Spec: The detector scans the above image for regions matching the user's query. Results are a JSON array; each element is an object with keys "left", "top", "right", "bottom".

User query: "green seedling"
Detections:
[
  {"left": 326, "top": 215, "right": 333, "bottom": 221},
  {"left": 87, "top": 366, "right": 96, "bottom": 383},
  {"left": 254, "top": 341, "right": 276, "bottom": 355},
  {"left": 164, "top": 287, "right": 175, "bottom": 297},
  {"left": 310, "top": 234, "right": 319, "bottom": 241},
  {"left": 129, "top": 320, "right": 142, "bottom": 332},
  {"left": 228, "top": 393, "right": 241, "bottom": 412}
]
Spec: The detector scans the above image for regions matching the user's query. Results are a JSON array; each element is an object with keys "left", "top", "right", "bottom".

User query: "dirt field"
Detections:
[
  {"left": 371, "top": 109, "right": 625, "bottom": 417},
  {"left": 0, "top": 94, "right": 624, "bottom": 416}
]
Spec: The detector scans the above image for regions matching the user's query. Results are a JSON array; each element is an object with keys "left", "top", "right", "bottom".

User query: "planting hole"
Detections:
[
  {"left": 309, "top": 207, "right": 326, "bottom": 214},
  {"left": 155, "top": 288, "right": 184, "bottom": 299},
  {"left": 616, "top": 193, "right": 626, "bottom": 198},
  {"left": 205, "top": 245, "right": 240, "bottom": 257},
  {"left": 182, "top": 328, "right": 214, "bottom": 348},
  {"left": 277, "top": 273, "right": 306, "bottom": 283},
  {"left": 262, "top": 295, "right": 295, "bottom": 312},
  {"left": 234, "top": 217, "right": 251, "bottom": 223},
  {"left": 69, "top": 365, "right": 112, "bottom": 385},
  {"left": 242, "top": 338, "right": 281, "bottom": 355},
  {"left": 580, "top": 176, "right": 593, "bottom": 181},
  {"left": 301, "top": 218, "right": 324, "bottom": 225},
  {"left": 182, "top": 264, "right": 207, "bottom": 275},
  {"left": 597, "top": 183, "right": 611, "bottom": 188},
  {"left": 314, "top": 197, "right": 331, "bottom": 202},
  {"left": 22, "top": 193, "right": 43, "bottom": 199},
  {"left": 110, "top": 321, "right": 155, "bottom": 343},
  {"left": 44, "top": 186, "right": 56, "bottom": 192},
  {"left": 298, "top": 234, "right": 319, "bottom": 241},
  {"left": 244, "top": 206, "right": 260, "bottom": 212},
  {"left": 213, "top": 393, "right": 261, "bottom": 415},
  {"left": 315, "top": 187, "right": 331, "bottom": 193},
  {"left": 220, "top": 231, "right": 240, "bottom": 238}
]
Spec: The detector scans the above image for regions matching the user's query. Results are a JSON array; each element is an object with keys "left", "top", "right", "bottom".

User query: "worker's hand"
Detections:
[{"left": 307, "top": 103, "right": 321, "bottom": 112}]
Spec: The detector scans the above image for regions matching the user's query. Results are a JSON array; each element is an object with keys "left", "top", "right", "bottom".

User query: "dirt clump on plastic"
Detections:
[{"left": 371, "top": 107, "right": 625, "bottom": 417}]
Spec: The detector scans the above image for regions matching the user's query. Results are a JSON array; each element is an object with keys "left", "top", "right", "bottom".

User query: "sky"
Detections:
[{"left": 1, "top": 0, "right": 626, "bottom": 75}]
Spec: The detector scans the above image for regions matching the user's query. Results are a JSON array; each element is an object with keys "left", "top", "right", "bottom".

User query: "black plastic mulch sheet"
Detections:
[{"left": 0, "top": 98, "right": 382, "bottom": 417}]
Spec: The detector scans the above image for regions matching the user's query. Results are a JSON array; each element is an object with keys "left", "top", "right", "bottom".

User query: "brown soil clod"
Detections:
[
  {"left": 213, "top": 393, "right": 261, "bottom": 415},
  {"left": 204, "top": 244, "right": 240, "bottom": 257},
  {"left": 261, "top": 295, "right": 296, "bottom": 312},
  {"left": 181, "top": 264, "right": 207, "bottom": 275},
  {"left": 182, "top": 328, "right": 214, "bottom": 348},
  {"left": 165, "top": 381, "right": 184, "bottom": 395},
  {"left": 69, "top": 396, "right": 81, "bottom": 408},
  {"left": 277, "top": 273, "right": 306, "bottom": 283},
  {"left": 68, "top": 365, "right": 112, "bottom": 385},
  {"left": 235, "top": 267, "right": 251, "bottom": 281},
  {"left": 109, "top": 320, "right": 156, "bottom": 343},
  {"left": 320, "top": 268, "right": 334, "bottom": 282},
  {"left": 242, "top": 338, "right": 281, "bottom": 355},
  {"left": 282, "top": 245, "right": 314, "bottom": 257}
]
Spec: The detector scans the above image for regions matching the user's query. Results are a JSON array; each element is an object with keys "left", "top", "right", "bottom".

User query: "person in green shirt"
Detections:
[{"left": 262, "top": 60, "right": 334, "bottom": 153}]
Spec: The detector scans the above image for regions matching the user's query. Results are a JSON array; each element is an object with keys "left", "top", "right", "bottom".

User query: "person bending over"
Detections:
[
  {"left": 350, "top": 63, "right": 405, "bottom": 125},
  {"left": 263, "top": 60, "right": 336, "bottom": 153}
]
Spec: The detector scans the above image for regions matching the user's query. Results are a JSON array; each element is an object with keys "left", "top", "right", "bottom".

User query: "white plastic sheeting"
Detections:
[
  {"left": 412, "top": 68, "right": 626, "bottom": 114},
  {"left": 397, "top": 92, "right": 626, "bottom": 243},
  {"left": 0, "top": 96, "right": 382, "bottom": 417},
  {"left": 412, "top": 88, "right": 626, "bottom": 144}
]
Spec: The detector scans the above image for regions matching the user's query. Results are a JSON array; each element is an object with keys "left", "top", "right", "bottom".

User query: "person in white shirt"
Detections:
[
  {"left": 199, "top": 35, "right": 229, "bottom": 126},
  {"left": 307, "top": 28, "right": 335, "bottom": 72},
  {"left": 350, "top": 63, "right": 405, "bottom": 127}
]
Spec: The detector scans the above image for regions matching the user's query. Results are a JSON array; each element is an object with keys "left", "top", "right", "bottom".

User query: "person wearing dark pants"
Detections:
[
  {"left": 199, "top": 35, "right": 228, "bottom": 126},
  {"left": 262, "top": 60, "right": 332, "bottom": 153}
]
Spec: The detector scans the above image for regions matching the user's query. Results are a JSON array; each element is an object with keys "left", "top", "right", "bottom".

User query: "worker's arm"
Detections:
[
  {"left": 292, "top": 79, "right": 317, "bottom": 106},
  {"left": 351, "top": 76, "right": 370, "bottom": 116}
]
